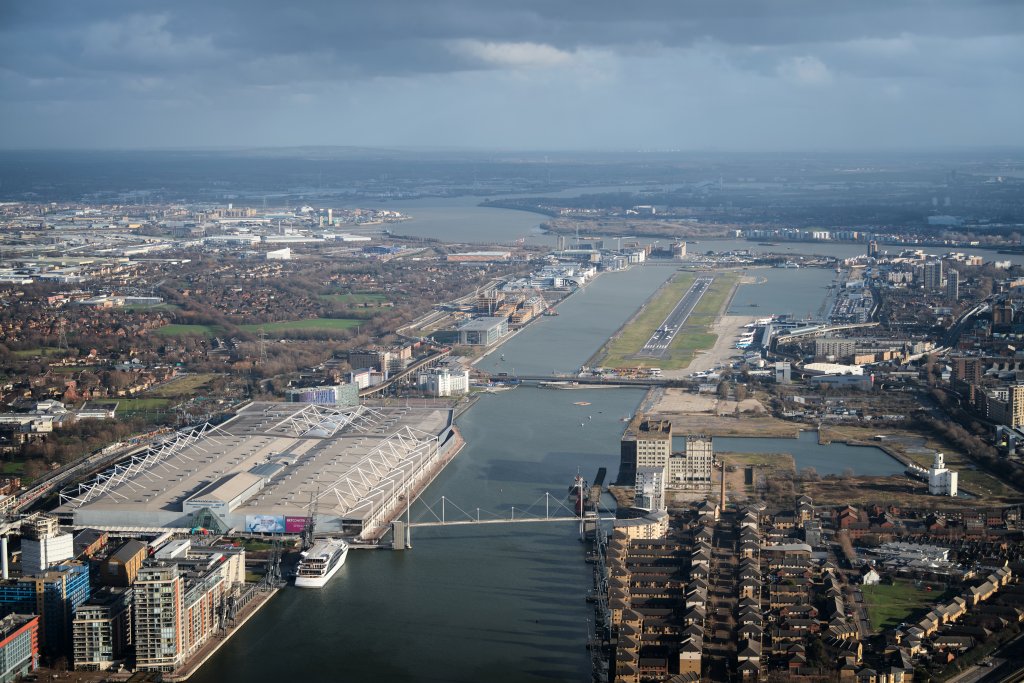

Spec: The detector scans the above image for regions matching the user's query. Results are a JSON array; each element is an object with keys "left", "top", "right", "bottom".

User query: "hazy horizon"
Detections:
[
  {"left": 2, "top": 1, "right": 1022, "bottom": 152},
  {"left": 4, "top": 145, "right": 1024, "bottom": 157}
]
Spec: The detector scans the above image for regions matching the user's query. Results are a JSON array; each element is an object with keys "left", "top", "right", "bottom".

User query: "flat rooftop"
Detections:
[
  {"left": 623, "top": 415, "right": 672, "bottom": 440},
  {"left": 459, "top": 316, "right": 507, "bottom": 331},
  {"left": 58, "top": 402, "right": 453, "bottom": 534}
]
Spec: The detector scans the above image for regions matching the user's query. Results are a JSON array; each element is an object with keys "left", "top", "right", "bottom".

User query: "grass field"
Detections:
[
  {"left": 11, "top": 347, "right": 65, "bottom": 359},
  {"left": 122, "top": 302, "right": 179, "bottom": 312},
  {"left": 116, "top": 398, "right": 174, "bottom": 412},
  {"left": 320, "top": 292, "right": 388, "bottom": 305},
  {"left": 237, "top": 539, "right": 275, "bottom": 552},
  {"left": 0, "top": 462, "right": 25, "bottom": 475},
  {"left": 147, "top": 373, "right": 221, "bottom": 398},
  {"left": 599, "top": 272, "right": 696, "bottom": 368},
  {"left": 862, "top": 582, "right": 937, "bottom": 632},
  {"left": 598, "top": 272, "right": 737, "bottom": 370},
  {"left": 154, "top": 324, "right": 224, "bottom": 337},
  {"left": 239, "top": 318, "right": 361, "bottom": 334}
]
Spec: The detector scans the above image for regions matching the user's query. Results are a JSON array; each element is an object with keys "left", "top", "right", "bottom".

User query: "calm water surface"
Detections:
[
  {"left": 727, "top": 267, "right": 838, "bottom": 319},
  {"left": 345, "top": 196, "right": 546, "bottom": 245},
  {"left": 477, "top": 265, "right": 675, "bottom": 376},
  {"left": 191, "top": 388, "right": 644, "bottom": 683},
  {"left": 700, "top": 431, "right": 905, "bottom": 476}
]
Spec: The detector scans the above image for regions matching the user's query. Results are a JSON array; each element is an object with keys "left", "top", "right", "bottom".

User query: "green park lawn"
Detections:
[
  {"left": 146, "top": 373, "right": 221, "bottom": 398},
  {"left": 115, "top": 398, "right": 174, "bottom": 413},
  {"left": 154, "top": 324, "right": 223, "bottom": 337},
  {"left": 0, "top": 462, "right": 25, "bottom": 476},
  {"left": 862, "top": 582, "right": 938, "bottom": 632},
  {"left": 239, "top": 318, "right": 361, "bottom": 334}
]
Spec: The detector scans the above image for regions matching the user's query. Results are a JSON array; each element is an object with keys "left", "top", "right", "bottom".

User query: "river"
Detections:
[{"left": 353, "top": 194, "right": 1024, "bottom": 267}]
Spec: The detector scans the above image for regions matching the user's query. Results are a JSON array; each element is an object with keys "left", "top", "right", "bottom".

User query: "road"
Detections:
[
  {"left": 947, "top": 659, "right": 1005, "bottom": 683},
  {"left": 976, "top": 630, "right": 1024, "bottom": 683},
  {"left": 636, "top": 276, "right": 714, "bottom": 358}
]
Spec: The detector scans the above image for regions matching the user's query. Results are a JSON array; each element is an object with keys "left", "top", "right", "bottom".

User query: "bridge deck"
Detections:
[{"left": 409, "top": 516, "right": 615, "bottom": 528}]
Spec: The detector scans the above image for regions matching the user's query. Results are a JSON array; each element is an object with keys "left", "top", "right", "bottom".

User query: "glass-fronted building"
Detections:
[{"left": 0, "top": 563, "right": 90, "bottom": 657}]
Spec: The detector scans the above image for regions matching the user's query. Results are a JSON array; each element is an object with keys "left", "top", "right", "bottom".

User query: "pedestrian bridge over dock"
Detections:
[
  {"left": 410, "top": 516, "right": 602, "bottom": 527},
  {"left": 403, "top": 493, "right": 613, "bottom": 530},
  {"left": 492, "top": 375, "right": 670, "bottom": 387}
]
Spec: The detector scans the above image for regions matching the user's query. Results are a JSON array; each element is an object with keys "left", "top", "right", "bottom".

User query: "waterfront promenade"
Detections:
[{"left": 165, "top": 586, "right": 281, "bottom": 681}]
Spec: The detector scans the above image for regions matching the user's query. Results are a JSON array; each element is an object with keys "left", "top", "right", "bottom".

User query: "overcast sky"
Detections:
[{"left": 1, "top": 1, "right": 1022, "bottom": 151}]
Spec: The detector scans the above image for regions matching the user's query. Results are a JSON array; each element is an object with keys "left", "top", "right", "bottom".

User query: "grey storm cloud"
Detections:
[{"left": 1, "top": 0, "right": 1022, "bottom": 149}]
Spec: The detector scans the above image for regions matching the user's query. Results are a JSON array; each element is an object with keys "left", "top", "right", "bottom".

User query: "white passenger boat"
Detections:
[{"left": 294, "top": 538, "right": 349, "bottom": 588}]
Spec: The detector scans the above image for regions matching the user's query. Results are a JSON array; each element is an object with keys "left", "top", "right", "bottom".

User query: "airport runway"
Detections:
[{"left": 636, "top": 276, "right": 715, "bottom": 358}]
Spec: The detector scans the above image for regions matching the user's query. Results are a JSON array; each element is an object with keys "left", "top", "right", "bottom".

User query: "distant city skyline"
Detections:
[{"left": 1, "top": 1, "right": 1022, "bottom": 151}]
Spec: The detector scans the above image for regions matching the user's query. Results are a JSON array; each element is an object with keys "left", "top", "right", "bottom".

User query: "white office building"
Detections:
[
  {"left": 20, "top": 516, "right": 73, "bottom": 575},
  {"left": 417, "top": 366, "right": 470, "bottom": 397}
]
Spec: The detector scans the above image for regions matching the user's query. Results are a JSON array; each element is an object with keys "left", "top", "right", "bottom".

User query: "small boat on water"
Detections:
[{"left": 295, "top": 537, "right": 349, "bottom": 588}]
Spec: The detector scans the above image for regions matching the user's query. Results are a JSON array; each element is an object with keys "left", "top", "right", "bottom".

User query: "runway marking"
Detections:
[{"left": 636, "top": 276, "right": 716, "bottom": 359}]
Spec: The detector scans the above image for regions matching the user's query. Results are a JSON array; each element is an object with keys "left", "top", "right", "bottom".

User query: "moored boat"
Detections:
[{"left": 294, "top": 537, "right": 349, "bottom": 588}]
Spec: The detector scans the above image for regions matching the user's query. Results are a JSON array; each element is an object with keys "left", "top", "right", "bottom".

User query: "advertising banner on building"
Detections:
[
  {"left": 245, "top": 514, "right": 286, "bottom": 533},
  {"left": 285, "top": 516, "right": 309, "bottom": 534}
]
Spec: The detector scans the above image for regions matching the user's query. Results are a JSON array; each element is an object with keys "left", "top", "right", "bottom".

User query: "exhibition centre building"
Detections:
[{"left": 56, "top": 402, "right": 458, "bottom": 540}]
